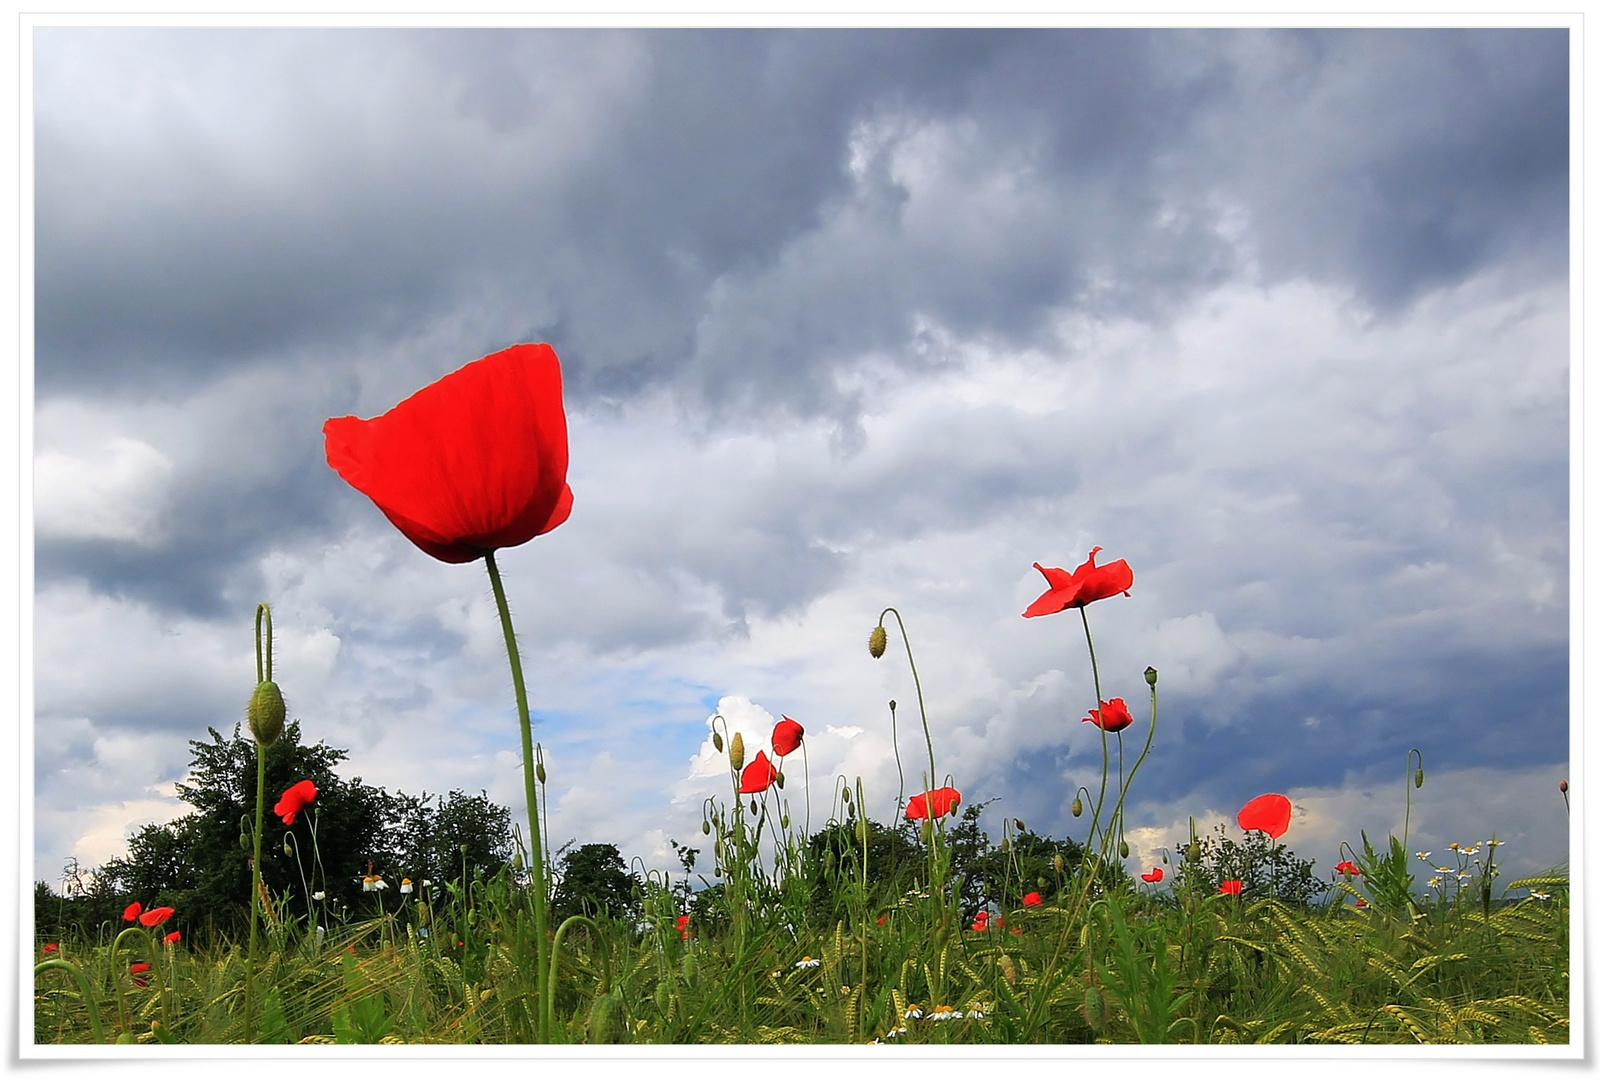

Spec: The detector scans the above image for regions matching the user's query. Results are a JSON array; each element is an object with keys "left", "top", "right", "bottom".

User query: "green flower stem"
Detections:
[
  {"left": 34, "top": 959, "right": 106, "bottom": 1044},
  {"left": 1080, "top": 606, "right": 1112, "bottom": 854},
  {"left": 547, "top": 915, "right": 611, "bottom": 1041},
  {"left": 484, "top": 549, "right": 549, "bottom": 1044}
]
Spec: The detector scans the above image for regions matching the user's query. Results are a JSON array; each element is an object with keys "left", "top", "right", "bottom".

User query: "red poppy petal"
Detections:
[
  {"left": 123, "top": 902, "right": 142, "bottom": 922},
  {"left": 1236, "top": 793, "right": 1293, "bottom": 840}
]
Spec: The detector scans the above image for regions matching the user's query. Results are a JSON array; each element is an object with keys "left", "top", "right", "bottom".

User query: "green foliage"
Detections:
[
  {"left": 551, "top": 844, "right": 642, "bottom": 923},
  {"left": 1354, "top": 831, "right": 1417, "bottom": 915},
  {"left": 1172, "top": 824, "right": 1323, "bottom": 907}
]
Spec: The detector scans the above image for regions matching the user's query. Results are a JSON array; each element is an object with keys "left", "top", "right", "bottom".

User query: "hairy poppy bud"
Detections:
[
  {"left": 781, "top": 814, "right": 790, "bottom": 830},
  {"left": 283, "top": 839, "right": 293, "bottom": 857},
  {"left": 248, "top": 680, "right": 286, "bottom": 747},
  {"left": 682, "top": 952, "right": 697, "bottom": 983},
  {"left": 749, "top": 799, "right": 758, "bottom": 815},
  {"left": 1071, "top": 797, "right": 1083, "bottom": 818},
  {"left": 587, "top": 989, "right": 623, "bottom": 1044},
  {"left": 1083, "top": 986, "right": 1107, "bottom": 1031},
  {"left": 825, "top": 850, "right": 836, "bottom": 875},
  {"left": 655, "top": 979, "right": 672, "bottom": 1016},
  {"left": 1415, "top": 767, "right": 1424, "bottom": 789},
  {"left": 514, "top": 850, "right": 524, "bottom": 870},
  {"left": 1119, "top": 840, "right": 1130, "bottom": 859},
  {"left": 869, "top": 625, "right": 887, "bottom": 659},
  {"left": 240, "top": 833, "right": 252, "bottom": 852},
  {"left": 1144, "top": 666, "right": 1158, "bottom": 687},
  {"left": 1053, "top": 854, "right": 1065, "bottom": 874},
  {"left": 1038, "top": 875, "right": 1047, "bottom": 889},
  {"left": 1015, "top": 819, "right": 1027, "bottom": 832},
  {"left": 702, "top": 820, "right": 711, "bottom": 836},
  {"left": 856, "top": 816, "right": 869, "bottom": 843},
  {"left": 729, "top": 732, "right": 745, "bottom": 771},
  {"left": 536, "top": 760, "right": 547, "bottom": 785},
  {"left": 712, "top": 731, "right": 724, "bottom": 753},
  {"left": 776, "top": 771, "right": 785, "bottom": 790},
  {"left": 1001, "top": 837, "right": 1011, "bottom": 853}
]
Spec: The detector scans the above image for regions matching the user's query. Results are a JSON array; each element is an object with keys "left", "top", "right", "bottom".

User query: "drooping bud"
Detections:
[
  {"left": 536, "top": 759, "right": 547, "bottom": 785},
  {"left": 712, "top": 731, "right": 724, "bottom": 753},
  {"left": 1144, "top": 666, "right": 1158, "bottom": 688},
  {"left": 729, "top": 732, "right": 745, "bottom": 772},
  {"left": 702, "top": 820, "right": 711, "bottom": 836},
  {"left": 1083, "top": 986, "right": 1107, "bottom": 1031},
  {"left": 283, "top": 838, "right": 293, "bottom": 857},
  {"left": 240, "top": 833, "right": 252, "bottom": 853},
  {"left": 587, "top": 989, "right": 623, "bottom": 1044},
  {"left": 1415, "top": 767, "right": 1424, "bottom": 789},
  {"left": 1053, "top": 854, "right": 1065, "bottom": 874},
  {"left": 654, "top": 978, "right": 673, "bottom": 1016},
  {"left": 1001, "top": 836, "right": 1011, "bottom": 853},
  {"left": 1071, "top": 797, "right": 1083, "bottom": 818},
  {"left": 825, "top": 850, "right": 836, "bottom": 875},
  {"left": 776, "top": 771, "right": 785, "bottom": 790},
  {"left": 1560, "top": 779, "right": 1569, "bottom": 794},
  {"left": 1119, "top": 840, "right": 1130, "bottom": 859},
  {"left": 781, "top": 814, "right": 790, "bottom": 830},
  {"left": 1015, "top": 819, "right": 1027, "bottom": 832},
  {"left": 869, "top": 626, "right": 887, "bottom": 659},
  {"left": 247, "top": 680, "right": 286, "bottom": 747}
]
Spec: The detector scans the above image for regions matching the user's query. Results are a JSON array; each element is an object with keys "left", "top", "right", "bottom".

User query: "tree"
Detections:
[{"left": 551, "top": 843, "right": 642, "bottom": 922}]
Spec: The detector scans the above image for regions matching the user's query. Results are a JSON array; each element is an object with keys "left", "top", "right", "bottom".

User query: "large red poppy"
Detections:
[
  {"left": 1140, "top": 867, "right": 1164, "bottom": 884},
  {"left": 1021, "top": 892, "right": 1043, "bottom": 907},
  {"left": 1236, "top": 793, "right": 1293, "bottom": 840},
  {"left": 904, "top": 786, "right": 962, "bottom": 820},
  {"left": 739, "top": 750, "right": 779, "bottom": 794},
  {"left": 1334, "top": 861, "right": 1360, "bottom": 877},
  {"left": 1082, "top": 698, "right": 1135, "bottom": 733},
  {"left": 323, "top": 343, "right": 573, "bottom": 564},
  {"left": 771, "top": 717, "right": 804, "bottom": 758},
  {"left": 1022, "top": 547, "right": 1134, "bottom": 618},
  {"left": 139, "top": 907, "right": 175, "bottom": 928},
  {"left": 274, "top": 780, "right": 319, "bottom": 826},
  {"left": 1218, "top": 879, "right": 1243, "bottom": 896},
  {"left": 122, "top": 902, "right": 142, "bottom": 922}
]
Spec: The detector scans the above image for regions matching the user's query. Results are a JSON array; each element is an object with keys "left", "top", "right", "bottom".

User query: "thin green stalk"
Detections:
[
  {"left": 484, "top": 549, "right": 549, "bottom": 1043},
  {"left": 34, "top": 959, "right": 106, "bottom": 1044},
  {"left": 1080, "top": 606, "right": 1112, "bottom": 855}
]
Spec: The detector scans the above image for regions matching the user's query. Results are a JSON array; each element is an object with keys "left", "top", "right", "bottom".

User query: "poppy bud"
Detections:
[
  {"left": 729, "top": 733, "right": 745, "bottom": 771},
  {"left": 702, "top": 820, "right": 711, "bottom": 836},
  {"left": 1119, "top": 840, "right": 1130, "bottom": 859},
  {"left": 587, "top": 989, "right": 622, "bottom": 1044},
  {"left": 460, "top": 843, "right": 469, "bottom": 855},
  {"left": 888, "top": 700, "right": 896, "bottom": 714},
  {"left": 240, "top": 833, "right": 251, "bottom": 852},
  {"left": 712, "top": 732, "right": 724, "bottom": 753},
  {"left": 1038, "top": 876, "right": 1047, "bottom": 889},
  {"left": 1015, "top": 819, "right": 1027, "bottom": 832},
  {"left": 825, "top": 851, "right": 836, "bottom": 875},
  {"left": 1560, "top": 779, "right": 1569, "bottom": 793},
  {"left": 682, "top": 953, "right": 697, "bottom": 983},
  {"left": 1071, "top": 797, "right": 1083, "bottom": 818},
  {"left": 999, "top": 954, "right": 1018, "bottom": 985},
  {"left": 868, "top": 625, "right": 890, "bottom": 659},
  {"left": 781, "top": 815, "right": 790, "bottom": 830},
  {"left": 283, "top": 839, "right": 293, "bottom": 857},
  {"left": 856, "top": 816, "right": 869, "bottom": 843},
  {"left": 1001, "top": 837, "right": 1011, "bottom": 853},
  {"left": 247, "top": 680, "right": 286, "bottom": 747},
  {"left": 514, "top": 851, "right": 524, "bottom": 870},
  {"left": 536, "top": 760, "right": 547, "bottom": 785},
  {"left": 750, "top": 799, "right": 758, "bottom": 815},
  {"left": 1083, "top": 986, "right": 1107, "bottom": 1031},
  {"left": 1144, "top": 666, "right": 1158, "bottom": 687},
  {"left": 776, "top": 771, "right": 785, "bottom": 790},
  {"left": 1053, "top": 854, "right": 1065, "bottom": 874},
  {"left": 1415, "top": 767, "right": 1424, "bottom": 789},
  {"left": 655, "top": 979, "right": 673, "bottom": 1016}
]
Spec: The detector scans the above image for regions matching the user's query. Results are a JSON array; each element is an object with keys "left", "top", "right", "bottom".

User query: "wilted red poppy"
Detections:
[
  {"left": 1083, "top": 698, "right": 1134, "bottom": 733},
  {"left": 122, "top": 902, "right": 142, "bottom": 922},
  {"left": 1021, "top": 892, "right": 1043, "bottom": 907},
  {"left": 41, "top": 943, "right": 58, "bottom": 954},
  {"left": 772, "top": 717, "right": 804, "bottom": 758},
  {"left": 165, "top": 931, "right": 182, "bottom": 945},
  {"left": 1237, "top": 793, "right": 1293, "bottom": 840},
  {"left": 323, "top": 343, "right": 574, "bottom": 564},
  {"left": 1334, "top": 861, "right": 1360, "bottom": 877},
  {"left": 1218, "top": 879, "right": 1243, "bottom": 896},
  {"left": 139, "top": 907, "right": 175, "bottom": 928},
  {"left": 739, "top": 750, "right": 779, "bottom": 794},
  {"left": 904, "top": 787, "right": 962, "bottom": 820},
  {"left": 1141, "top": 867, "right": 1164, "bottom": 884},
  {"left": 275, "top": 779, "right": 319, "bottom": 826},
  {"left": 1022, "top": 547, "right": 1134, "bottom": 618},
  {"left": 675, "top": 915, "right": 690, "bottom": 940}
]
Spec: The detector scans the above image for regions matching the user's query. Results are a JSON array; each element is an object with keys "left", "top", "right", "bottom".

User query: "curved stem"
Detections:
[
  {"left": 547, "top": 914, "right": 612, "bottom": 1042},
  {"left": 1404, "top": 748, "right": 1424, "bottom": 851},
  {"left": 34, "top": 959, "right": 106, "bottom": 1044},
  {"left": 878, "top": 609, "right": 935, "bottom": 809},
  {"left": 484, "top": 550, "right": 549, "bottom": 1043}
]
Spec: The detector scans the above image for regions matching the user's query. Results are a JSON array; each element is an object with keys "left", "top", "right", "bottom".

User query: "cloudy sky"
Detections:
[{"left": 30, "top": 27, "right": 1573, "bottom": 893}]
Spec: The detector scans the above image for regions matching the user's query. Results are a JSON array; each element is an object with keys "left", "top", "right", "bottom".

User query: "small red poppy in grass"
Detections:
[
  {"left": 1022, "top": 547, "right": 1134, "bottom": 618},
  {"left": 1021, "top": 891, "right": 1042, "bottom": 907},
  {"left": 1354, "top": 897, "right": 1369, "bottom": 909},
  {"left": 41, "top": 943, "right": 58, "bottom": 955},
  {"left": 274, "top": 779, "right": 318, "bottom": 826},
  {"left": 122, "top": 902, "right": 142, "bottom": 922},
  {"left": 970, "top": 911, "right": 989, "bottom": 932},
  {"left": 676, "top": 915, "right": 690, "bottom": 940},
  {"left": 1011, "top": 926, "right": 1023, "bottom": 935},
  {"left": 876, "top": 913, "right": 888, "bottom": 927},
  {"left": 1141, "top": 867, "right": 1164, "bottom": 884},
  {"left": 139, "top": 906, "right": 175, "bottom": 928},
  {"left": 1083, "top": 698, "right": 1134, "bottom": 733},
  {"left": 1219, "top": 879, "right": 1243, "bottom": 896},
  {"left": 904, "top": 786, "right": 962, "bottom": 820},
  {"left": 323, "top": 343, "right": 573, "bottom": 564},
  {"left": 129, "top": 961, "right": 151, "bottom": 988},
  {"left": 1237, "top": 793, "right": 1293, "bottom": 840},
  {"left": 771, "top": 716, "right": 804, "bottom": 758},
  {"left": 165, "top": 931, "right": 181, "bottom": 945},
  {"left": 739, "top": 750, "right": 780, "bottom": 794},
  {"left": 1334, "top": 860, "right": 1360, "bottom": 877}
]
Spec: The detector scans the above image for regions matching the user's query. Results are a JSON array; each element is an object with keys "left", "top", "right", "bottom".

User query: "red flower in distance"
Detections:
[
  {"left": 1355, "top": 897, "right": 1369, "bottom": 909},
  {"left": 739, "top": 750, "right": 779, "bottom": 794},
  {"left": 771, "top": 716, "right": 804, "bottom": 757},
  {"left": 675, "top": 915, "right": 690, "bottom": 940},
  {"left": 1141, "top": 867, "right": 1164, "bottom": 884},
  {"left": 1022, "top": 892, "right": 1043, "bottom": 907},
  {"left": 1218, "top": 879, "right": 1243, "bottom": 896},
  {"left": 904, "top": 786, "right": 962, "bottom": 820},
  {"left": 1237, "top": 793, "right": 1293, "bottom": 840},
  {"left": 1022, "top": 547, "right": 1134, "bottom": 618},
  {"left": 130, "top": 961, "right": 152, "bottom": 986},
  {"left": 876, "top": 913, "right": 889, "bottom": 927},
  {"left": 275, "top": 779, "right": 319, "bottom": 826},
  {"left": 122, "top": 902, "right": 142, "bottom": 922},
  {"left": 41, "top": 943, "right": 58, "bottom": 954},
  {"left": 1334, "top": 861, "right": 1360, "bottom": 877},
  {"left": 324, "top": 343, "right": 574, "bottom": 564},
  {"left": 1083, "top": 698, "right": 1135, "bottom": 733},
  {"left": 165, "top": 931, "right": 182, "bottom": 945},
  {"left": 970, "top": 911, "right": 989, "bottom": 932},
  {"left": 139, "top": 907, "right": 175, "bottom": 928}
]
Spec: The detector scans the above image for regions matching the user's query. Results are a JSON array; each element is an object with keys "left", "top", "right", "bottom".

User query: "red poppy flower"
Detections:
[
  {"left": 129, "top": 960, "right": 151, "bottom": 987},
  {"left": 324, "top": 343, "right": 574, "bottom": 564},
  {"left": 139, "top": 906, "right": 175, "bottom": 928},
  {"left": 1021, "top": 891, "right": 1042, "bottom": 907},
  {"left": 876, "top": 913, "right": 888, "bottom": 927},
  {"left": 1218, "top": 879, "right": 1243, "bottom": 896},
  {"left": 41, "top": 943, "right": 58, "bottom": 954},
  {"left": 274, "top": 779, "right": 319, "bottom": 826},
  {"left": 739, "top": 750, "right": 779, "bottom": 794},
  {"left": 165, "top": 931, "right": 182, "bottom": 945},
  {"left": 771, "top": 716, "right": 804, "bottom": 758},
  {"left": 970, "top": 911, "right": 989, "bottom": 931},
  {"left": 1141, "top": 867, "right": 1164, "bottom": 884},
  {"left": 904, "top": 786, "right": 962, "bottom": 820},
  {"left": 1083, "top": 698, "right": 1135, "bottom": 733},
  {"left": 1355, "top": 897, "right": 1369, "bottom": 909},
  {"left": 1011, "top": 926, "right": 1023, "bottom": 935},
  {"left": 1334, "top": 861, "right": 1360, "bottom": 877},
  {"left": 122, "top": 902, "right": 142, "bottom": 922},
  {"left": 1022, "top": 547, "right": 1134, "bottom": 618},
  {"left": 1236, "top": 793, "right": 1293, "bottom": 840},
  {"left": 675, "top": 914, "right": 690, "bottom": 940}
]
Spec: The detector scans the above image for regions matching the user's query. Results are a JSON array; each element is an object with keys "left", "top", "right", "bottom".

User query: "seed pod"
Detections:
[
  {"left": 702, "top": 820, "right": 711, "bottom": 836},
  {"left": 869, "top": 626, "right": 888, "bottom": 659},
  {"left": 247, "top": 680, "right": 286, "bottom": 747},
  {"left": 712, "top": 731, "right": 724, "bottom": 753},
  {"left": 587, "top": 989, "right": 622, "bottom": 1044},
  {"left": 1083, "top": 986, "right": 1107, "bottom": 1031},
  {"left": 729, "top": 732, "right": 745, "bottom": 771},
  {"left": 1071, "top": 797, "right": 1083, "bottom": 818},
  {"left": 1415, "top": 767, "right": 1425, "bottom": 789},
  {"left": 1144, "top": 666, "right": 1158, "bottom": 688},
  {"left": 1119, "top": 840, "right": 1130, "bottom": 859}
]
